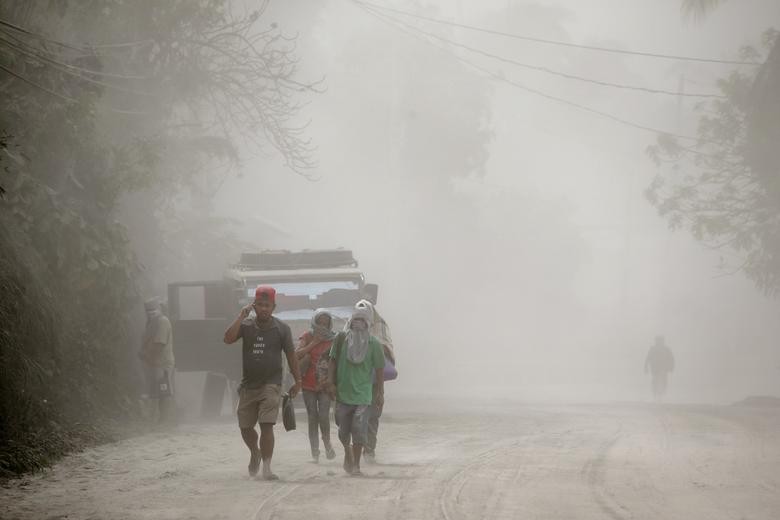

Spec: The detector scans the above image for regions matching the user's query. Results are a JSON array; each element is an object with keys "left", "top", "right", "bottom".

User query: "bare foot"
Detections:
[
  {"left": 343, "top": 447, "right": 354, "bottom": 474},
  {"left": 364, "top": 450, "right": 376, "bottom": 464},
  {"left": 248, "top": 450, "right": 261, "bottom": 477},
  {"left": 262, "top": 469, "right": 280, "bottom": 481},
  {"left": 325, "top": 445, "right": 336, "bottom": 460}
]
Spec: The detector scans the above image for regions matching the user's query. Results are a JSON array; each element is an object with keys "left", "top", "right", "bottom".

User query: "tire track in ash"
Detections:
[
  {"left": 254, "top": 424, "right": 451, "bottom": 520},
  {"left": 253, "top": 481, "right": 301, "bottom": 520},
  {"left": 709, "top": 409, "right": 780, "bottom": 494},
  {"left": 367, "top": 418, "right": 503, "bottom": 520},
  {"left": 655, "top": 407, "right": 673, "bottom": 453},
  {"left": 382, "top": 432, "right": 475, "bottom": 520},
  {"left": 672, "top": 407, "right": 780, "bottom": 495},
  {"left": 383, "top": 464, "right": 429, "bottom": 520},
  {"left": 479, "top": 466, "right": 528, "bottom": 520},
  {"left": 438, "top": 439, "right": 533, "bottom": 520},
  {"left": 253, "top": 466, "right": 417, "bottom": 520},
  {"left": 251, "top": 464, "right": 325, "bottom": 520},
  {"left": 638, "top": 406, "right": 780, "bottom": 519},
  {"left": 581, "top": 425, "right": 633, "bottom": 520},
  {"left": 438, "top": 442, "right": 514, "bottom": 520}
]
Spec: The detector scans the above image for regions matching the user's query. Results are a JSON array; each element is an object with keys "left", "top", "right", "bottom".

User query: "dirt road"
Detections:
[{"left": 2, "top": 401, "right": 779, "bottom": 520}]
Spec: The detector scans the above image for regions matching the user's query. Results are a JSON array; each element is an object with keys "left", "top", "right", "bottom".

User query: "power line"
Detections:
[
  {"left": 359, "top": 5, "right": 742, "bottom": 164},
  {"left": 0, "top": 18, "right": 154, "bottom": 54},
  {"left": 0, "top": 62, "right": 77, "bottom": 103},
  {"left": 366, "top": 9, "right": 724, "bottom": 99},
  {"left": 0, "top": 62, "right": 149, "bottom": 115},
  {"left": 0, "top": 28, "right": 148, "bottom": 79},
  {"left": 0, "top": 18, "right": 85, "bottom": 52},
  {"left": 354, "top": 0, "right": 759, "bottom": 67},
  {"left": 0, "top": 35, "right": 154, "bottom": 97},
  {"left": 357, "top": 2, "right": 715, "bottom": 146},
  {"left": 87, "top": 39, "right": 154, "bottom": 50}
]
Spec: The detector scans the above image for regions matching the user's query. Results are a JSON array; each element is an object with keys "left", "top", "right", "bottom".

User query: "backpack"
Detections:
[{"left": 315, "top": 351, "right": 330, "bottom": 388}]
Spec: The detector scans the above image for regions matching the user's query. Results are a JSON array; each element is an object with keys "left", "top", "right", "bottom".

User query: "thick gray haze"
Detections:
[
  {"left": 5, "top": 2, "right": 780, "bottom": 514},
  {"left": 152, "top": 1, "right": 779, "bottom": 404}
]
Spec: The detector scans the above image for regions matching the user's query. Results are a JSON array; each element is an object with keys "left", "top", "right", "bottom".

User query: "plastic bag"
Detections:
[
  {"left": 383, "top": 359, "right": 398, "bottom": 381},
  {"left": 157, "top": 369, "right": 173, "bottom": 397},
  {"left": 282, "top": 393, "right": 296, "bottom": 432}
]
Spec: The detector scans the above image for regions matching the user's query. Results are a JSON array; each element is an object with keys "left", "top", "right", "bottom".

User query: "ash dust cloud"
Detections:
[
  {"left": 1, "top": 1, "right": 779, "bottom": 519},
  {"left": 209, "top": 0, "right": 780, "bottom": 406}
]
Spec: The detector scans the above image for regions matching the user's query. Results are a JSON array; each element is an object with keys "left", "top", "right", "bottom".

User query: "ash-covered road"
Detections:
[{"left": 3, "top": 402, "right": 779, "bottom": 520}]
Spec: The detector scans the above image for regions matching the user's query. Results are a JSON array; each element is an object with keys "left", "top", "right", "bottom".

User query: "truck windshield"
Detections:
[{"left": 244, "top": 280, "right": 361, "bottom": 312}]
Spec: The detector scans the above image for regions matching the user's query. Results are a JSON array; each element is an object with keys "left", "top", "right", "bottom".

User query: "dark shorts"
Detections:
[{"left": 335, "top": 402, "right": 370, "bottom": 446}]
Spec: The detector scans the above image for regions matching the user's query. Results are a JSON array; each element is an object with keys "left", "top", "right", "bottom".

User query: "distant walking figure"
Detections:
[{"left": 644, "top": 335, "right": 675, "bottom": 402}]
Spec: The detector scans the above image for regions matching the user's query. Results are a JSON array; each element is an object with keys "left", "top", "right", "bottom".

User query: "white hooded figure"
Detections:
[
  {"left": 347, "top": 300, "right": 396, "bottom": 463},
  {"left": 352, "top": 299, "right": 395, "bottom": 364},
  {"left": 345, "top": 306, "right": 374, "bottom": 364}
]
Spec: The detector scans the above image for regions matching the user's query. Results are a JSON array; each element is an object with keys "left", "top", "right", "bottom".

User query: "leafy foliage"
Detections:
[
  {"left": 646, "top": 30, "right": 780, "bottom": 294},
  {"left": 0, "top": 221, "right": 124, "bottom": 478},
  {"left": 681, "top": 0, "right": 727, "bottom": 22},
  {"left": 0, "top": 0, "right": 316, "bottom": 475}
]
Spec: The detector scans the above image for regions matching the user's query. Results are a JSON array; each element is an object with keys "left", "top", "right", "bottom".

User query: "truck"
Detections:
[{"left": 166, "top": 248, "right": 377, "bottom": 417}]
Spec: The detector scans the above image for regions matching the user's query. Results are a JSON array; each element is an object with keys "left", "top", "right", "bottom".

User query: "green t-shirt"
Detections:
[{"left": 331, "top": 335, "right": 385, "bottom": 405}]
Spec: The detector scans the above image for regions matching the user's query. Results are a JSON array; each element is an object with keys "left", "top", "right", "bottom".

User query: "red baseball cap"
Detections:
[{"left": 254, "top": 286, "right": 276, "bottom": 303}]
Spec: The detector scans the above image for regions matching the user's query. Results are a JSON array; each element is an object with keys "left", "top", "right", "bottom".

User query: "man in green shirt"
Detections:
[{"left": 326, "top": 307, "right": 385, "bottom": 476}]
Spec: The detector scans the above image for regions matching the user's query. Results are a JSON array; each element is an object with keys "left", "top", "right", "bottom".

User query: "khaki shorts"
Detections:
[{"left": 237, "top": 384, "right": 281, "bottom": 428}]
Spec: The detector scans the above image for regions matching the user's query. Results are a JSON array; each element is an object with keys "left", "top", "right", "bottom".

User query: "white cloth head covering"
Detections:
[
  {"left": 352, "top": 299, "right": 395, "bottom": 363},
  {"left": 345, "top": 307, "right": 373, "bottom": 363},
  {"left": 310, "top": 309, "right": 336, "bottom": 340}
]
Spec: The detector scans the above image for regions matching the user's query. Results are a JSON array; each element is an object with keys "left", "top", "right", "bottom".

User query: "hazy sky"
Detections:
[{"left": 206, "top": 0, "right": 780, "bottom": 404}]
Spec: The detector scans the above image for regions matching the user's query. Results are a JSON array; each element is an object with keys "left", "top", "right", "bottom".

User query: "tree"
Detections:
[
  {"left": 0, "top": 0, "right": 318, "bottom": 474},
  {"left": 681, "top": 0, "right": 727, "bottom": 22},
  {"left": 646, "top": 30, "right": 780, "bottom": 294}
]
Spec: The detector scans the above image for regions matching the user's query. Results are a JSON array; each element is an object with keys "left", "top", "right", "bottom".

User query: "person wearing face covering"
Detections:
[
  {"left": 138, "top": 298, "right": 175, "bottom": 423},
  {"left": 353, "top": 299, "right": 396, "bottom": 463},
  {"left": 295, "top": 309, "right": 338, "bottom": 462},
  {"left": 326, "top": 307, "right": 385, "bottom": 476}
]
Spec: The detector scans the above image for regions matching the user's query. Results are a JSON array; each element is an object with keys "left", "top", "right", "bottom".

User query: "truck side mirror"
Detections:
[{"left": 364, "top": 283, "right": 379, "bottom": 305}]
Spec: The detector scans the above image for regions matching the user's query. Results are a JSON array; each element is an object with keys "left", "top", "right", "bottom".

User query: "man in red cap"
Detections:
[{"left": 224, "top": 286, "right": 302, "bottom": 480}]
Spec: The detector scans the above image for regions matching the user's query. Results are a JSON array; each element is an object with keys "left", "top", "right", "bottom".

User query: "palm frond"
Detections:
[{"left": 681, "top": 0, "right": 726, "bottom": 22}]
